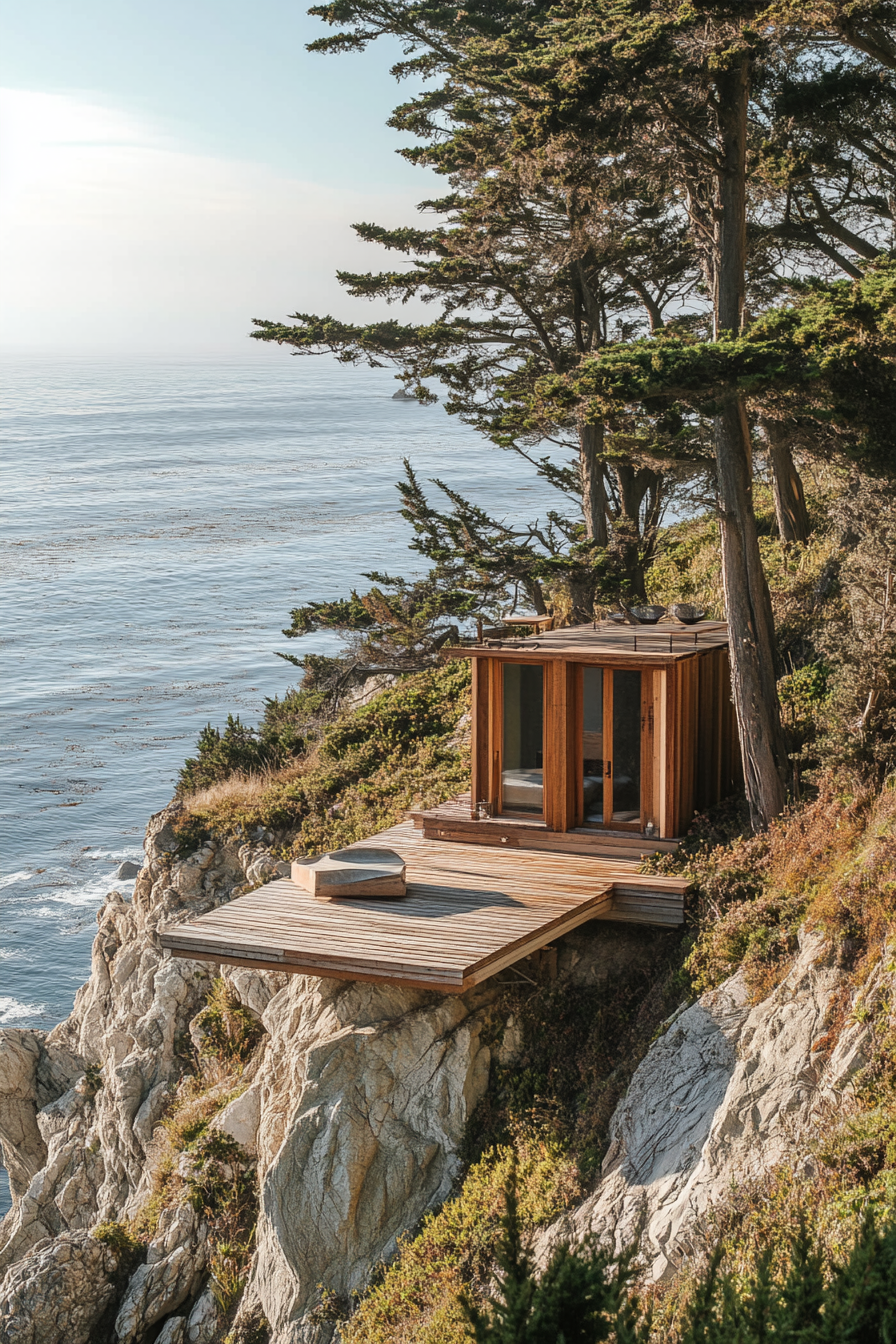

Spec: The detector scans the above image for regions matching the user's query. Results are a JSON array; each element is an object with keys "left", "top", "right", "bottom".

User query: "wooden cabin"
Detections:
[
  {"left": 158, "top": 615, "right": 735, "bottom": 993},
  {"left": 424, "top": 616, "right": 738, "bottom": 845}
]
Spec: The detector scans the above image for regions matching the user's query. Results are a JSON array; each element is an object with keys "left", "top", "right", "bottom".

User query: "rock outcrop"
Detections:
[
  {"left": 536, "top": 930, "right": 873, "bottom": 1280},
  {"left": 0, "top": 806, "right": 496, "bottom": 1342},
  {"left": 0, "top": 798, "right": 877, "bottom": 1342},
  {"left": 0, "top": 1229, "right": 127, "bottom": 1344}
]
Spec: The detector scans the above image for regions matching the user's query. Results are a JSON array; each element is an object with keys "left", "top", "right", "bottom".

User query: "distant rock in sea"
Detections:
[
  {"left": 392, "top": 388, "right": 418, "bottom": 400},
  {"left": 115, "top": 860, "right": 141, "bottom": 880}
]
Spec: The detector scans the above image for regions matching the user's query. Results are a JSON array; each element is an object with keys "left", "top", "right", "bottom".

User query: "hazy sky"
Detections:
[{"left": 0, "top": 0, "right": 432, "bottom": 351}]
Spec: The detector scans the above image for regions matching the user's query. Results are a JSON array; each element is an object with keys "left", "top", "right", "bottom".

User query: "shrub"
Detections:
[
  {"left": 91, "top": 1219, "right": 144, "bottom": 1269},
  {"left": 193, "top": 978, "right": 265, "bottom": 1066},
  {"left": 173, "top": 660, "right": 471, "bottom": 852},
  {"left": 462, "top": 1164, "right": 649, "bottom": 1344},
  {"left": 458, "top": 1173, "right": 896, "bottom": 1344},
  {"left": 342, "top": 1137, "right": 578, "bottom": 1344},
  {"left": 674, "top": 1212, "right": 896, "bottom": 1343},
  {"left": 179, "top": 716, "right": 287, "bottom": 795}
]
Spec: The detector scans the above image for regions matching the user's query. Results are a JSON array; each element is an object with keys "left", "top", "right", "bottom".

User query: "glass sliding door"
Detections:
[
  {"left": 580, "top": 668, "right": 643, "bottom": 828},
  {"left": 611, "top": 670, "right": 642, "bottom": 823},
  {"left": 581, "top": 666, "right": 605, "bottom": 824},
  {"left": 501, "top": 663, "right": 544, "bottom": 815}
]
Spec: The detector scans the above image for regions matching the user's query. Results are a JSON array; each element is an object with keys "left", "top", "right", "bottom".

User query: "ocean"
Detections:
[{"left": 0, "top": 348, "right": 554, "bottom": 1214}]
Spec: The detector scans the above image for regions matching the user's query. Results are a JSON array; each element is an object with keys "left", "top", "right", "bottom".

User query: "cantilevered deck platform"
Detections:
[{"left": 159, "top": 820, "right": 688, "bottom": 993}]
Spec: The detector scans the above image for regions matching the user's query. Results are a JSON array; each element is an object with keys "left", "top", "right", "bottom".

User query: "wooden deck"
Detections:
[{"left": 159, "top": 820, "right": 689, "bottom": 993}]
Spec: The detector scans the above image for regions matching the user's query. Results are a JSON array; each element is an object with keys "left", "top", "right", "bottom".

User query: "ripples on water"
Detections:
[{"left": 0, "top": 349, "right": 556, "bottom": 1213}]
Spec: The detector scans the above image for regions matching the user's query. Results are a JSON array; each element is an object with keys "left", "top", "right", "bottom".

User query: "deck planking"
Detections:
[{"left": 159, "top": 820, "right": 688, "bottom": 992}]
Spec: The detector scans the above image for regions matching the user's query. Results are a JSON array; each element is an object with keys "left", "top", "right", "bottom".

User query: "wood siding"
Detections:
[
  {"left": 467, "top": 637, "right": 739, "bottom": 844},
  {"left": 660, "top": 647, "right": 739, "bottom": 837},
  {"left": 470, "top": 656, "right": 491, "bottom": 817}
]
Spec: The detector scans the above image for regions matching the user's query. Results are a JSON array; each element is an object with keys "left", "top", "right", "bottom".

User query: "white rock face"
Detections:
[
  {"left": 0, "top": 804, "right": 497, "bottom": 1342},
  {"left": 0, "top": 1230, "right": 125, "bottom": 1344},
  {"left": 186, "top": 1284, "right": 220, "bottom": 1343},
  {"left": 0, "top": 795, "right": 875, "bottom": 1343},
  {"left": 114, "top": 1202, "right": 208, "bottom": 1343},
  {"left": 212, "top": 1085, "right": 261, "bottom": 1153},
  {"left": 251, "top": 977, "right": 493, "bottom": 1340},
  {"left": 536, "top": 931, "right": 867, "bottom": 1280}
]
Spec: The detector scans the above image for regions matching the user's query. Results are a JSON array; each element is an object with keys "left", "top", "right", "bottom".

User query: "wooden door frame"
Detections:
[
  {"left": 493, "top": 659, "right": 547, "bottom": 821},
  {"left": 471, "top": 655, "right": 657, "bottom": 834},
  {"left": 574, "top": 664, "right": 655, "bottom": 833}
]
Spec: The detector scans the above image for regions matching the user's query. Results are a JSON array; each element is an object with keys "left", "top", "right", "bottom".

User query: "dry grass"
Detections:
[
  {"left": 172, "top": 662, "right": 472, "bottom": 856},
  {"left": 178, "top": 760, "right": 308, "bottom": 837},
  {"left": 183, "top": 765, "right": 302, "bottom": 813},
  {"left": 682, "top": 775, "right": 896, "bottom": 1000}
]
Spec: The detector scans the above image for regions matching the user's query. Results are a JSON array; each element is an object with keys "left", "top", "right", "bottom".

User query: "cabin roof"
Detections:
[{"left": 444, "top": 617, "right": 730, "bottom": 664}]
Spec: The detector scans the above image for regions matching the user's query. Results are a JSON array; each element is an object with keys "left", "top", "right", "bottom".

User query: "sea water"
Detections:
[{"left": 0, "top": 348, "right": 557, "bottom": 1214}]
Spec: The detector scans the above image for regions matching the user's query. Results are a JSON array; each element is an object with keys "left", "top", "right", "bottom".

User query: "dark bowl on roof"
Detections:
[
  {"left": 672, "top": 603, "right": 706, "bottom": 625},
  {"left": 627, "top": 604, "right": 666, "bottom": 625}
]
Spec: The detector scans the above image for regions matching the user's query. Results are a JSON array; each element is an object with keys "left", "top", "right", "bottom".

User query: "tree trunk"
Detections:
[
  {"left": 762, "top": 419, "right": 810, "bottom": 544},
  {"left": 578, "top": 418, "right": 608, "bottom": 546},
  {"left": 611, "top": 461, "right": 663, "bottom": 601},
  {"left": 713, "top": 61, "right": 787, "bottom": 829},
  {"left": 715, "top": 399, "right": 787, "bottom": 827}
]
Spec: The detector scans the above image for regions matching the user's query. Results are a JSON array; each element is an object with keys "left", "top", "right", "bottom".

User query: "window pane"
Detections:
[
  {"left": 612, "top": 670, "right": 641, "bottom": 822},
  {"left": 582, "top": 666, "right": 604, "bottom": 824},
  {"left": 502, "top": 664, "right": 543, "bottom": 814}
]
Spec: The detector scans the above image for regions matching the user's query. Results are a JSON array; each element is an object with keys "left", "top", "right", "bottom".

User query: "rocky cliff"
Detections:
[
  {"left": 0, "top": 806, "right": 497, "bottom": 1344},
  {"left": 0, "top": 803, "right": 875, "bottom": 1343},
  {"left": 535, "top": 929, "right": 875, "bottom": 1280}
]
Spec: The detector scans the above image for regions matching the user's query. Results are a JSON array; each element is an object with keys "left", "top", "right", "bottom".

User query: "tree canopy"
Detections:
[{"left": 253, "top": 0, "right": 896, "bottom": 826}]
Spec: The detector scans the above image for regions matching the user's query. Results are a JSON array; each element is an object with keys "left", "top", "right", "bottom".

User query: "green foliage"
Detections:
[
  {"left": 91, "top": 1219, "right": 144, "bottom": 1268},
  {"left": 174, "top": 660, "right": 471, "bottom": 854},
  {"left": 555, "top": 260, "right": 896, "bottom": 471},
  {"left": 675, "top": 1213, "right": 896, "bottom": 1343},
  {"left": 342, "top": 1137, "right": 579, "bottom": 1344},
  {"left": 462, "top": 1164, "right": 649, "bottom": 1344},
  {"left": 178, "top": 714, "right": 300, "bottom": 795},
  {"left": 308, "top": 1286, "right": 351, "bottom": 1324},
  {"left": 222, "top": 1314, "right": 270, "bottom": 1344},
  {"left": 184, "top": 1129, "right": 255, "bottom": 1219},
  {"left": 82, "top": 1062, "right": 103, "bottom": 1096},
  {"left": 193, "top": 979, "right": 265, "bottom": 1066},
  {"left": 282, "top": 554, "right": 485, "bottom": 668},
  {"left": 779, "top": 661, "right": 831, "bottom": 759},
  {"left": 815, "top": 475, "right": 896, "bottom": 780}
]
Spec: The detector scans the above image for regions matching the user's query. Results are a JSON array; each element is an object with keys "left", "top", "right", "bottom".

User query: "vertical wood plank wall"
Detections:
[
  {"left": 662, "top": 648, "right": 740, "bottom": 837},
  {"left": 543, "top": 661, "right": 578, "bottom": 831},
  {"left": 663, "top": 653, "right": 696, "bottom": 839}
]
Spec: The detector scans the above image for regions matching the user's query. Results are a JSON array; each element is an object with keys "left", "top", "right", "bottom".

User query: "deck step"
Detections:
[
  {"left": 413, "top": 794, "right": 679, "bottom": 857},
  {"left": 421, "top": 820, "right": 676, "bottom": 861}
]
